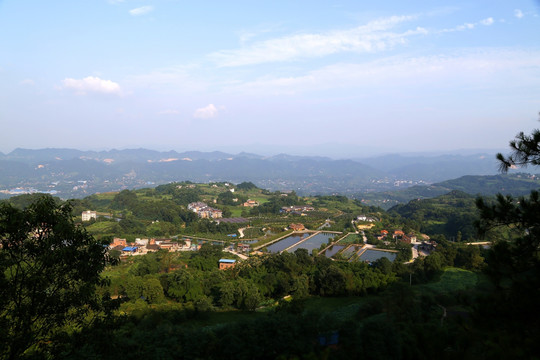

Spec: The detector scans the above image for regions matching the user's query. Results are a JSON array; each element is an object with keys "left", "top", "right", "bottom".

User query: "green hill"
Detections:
[
  {"left": 358, "top": 173, "right": 540, "bottom": 209},
  {"left": 388, "top": 190, "right": 478, "bottom": 240}
]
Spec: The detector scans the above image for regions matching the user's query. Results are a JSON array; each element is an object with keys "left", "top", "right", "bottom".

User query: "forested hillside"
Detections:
[{"left": 358, "top": 173, "right": 540, "bottom": 209}]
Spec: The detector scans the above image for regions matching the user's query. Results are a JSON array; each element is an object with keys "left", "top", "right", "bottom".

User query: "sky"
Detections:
[{"left": 0, "top": 0, "right": 539, "bottom": 157}]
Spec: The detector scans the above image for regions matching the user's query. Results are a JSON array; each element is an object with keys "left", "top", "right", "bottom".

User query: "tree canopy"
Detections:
[
  {"left": 0, "top": 196, "right": 116, "bottom": 358},
  {"left": 474, "top": 122, "right": 540, "bottom": 356}
]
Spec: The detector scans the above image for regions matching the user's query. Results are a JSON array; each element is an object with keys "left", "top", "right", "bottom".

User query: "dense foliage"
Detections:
[
  {"left": 0, "top": 196, "right": 116, "bottom": 359},
  {"left": 389, "top": 190, "right": 478, "bottom": 240}
]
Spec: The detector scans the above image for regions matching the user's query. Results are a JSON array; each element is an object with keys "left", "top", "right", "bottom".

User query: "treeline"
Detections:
[
  {"left": 107, "top": 244, "right": 397, "bottom": 313},
  {"left": 389, "top": 190, "right": 479, "bottom": 240},
  {"left": 248, "top": 191, "right": 303, "bottom": 215}
]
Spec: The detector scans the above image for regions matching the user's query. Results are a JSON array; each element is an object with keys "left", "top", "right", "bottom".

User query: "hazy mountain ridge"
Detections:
[
  {"left": 0, "top": 147, "right": 524, "bottom": 199},
  {"left": 357, "top": 173, "right": 540, "bottom": 209},
  {"left": 358, "top": 154, "right": 501, "bottom": 182}
]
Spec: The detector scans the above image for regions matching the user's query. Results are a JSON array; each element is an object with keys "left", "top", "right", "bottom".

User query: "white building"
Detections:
[{"left": 81, "top": 210, "right": 97, "bottom": 222}]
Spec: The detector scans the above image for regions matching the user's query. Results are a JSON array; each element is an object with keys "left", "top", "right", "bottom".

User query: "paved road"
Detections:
[{"left": 224, "top": 249, "right": 248, "bottom": 260}]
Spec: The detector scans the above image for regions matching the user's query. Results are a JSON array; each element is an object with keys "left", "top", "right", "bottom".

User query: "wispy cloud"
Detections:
[
  {"left": 480, "top": 17, "right": 494, "bottom": 26},
  {"left": 193, "top": 104, "right": 219, "bottom": 119},
  {"left": 210, "top": 15, "right": 425, "bottom": 67},
  {"left": 129, "top": 6, "right": 154, "bottom": 16},
  {"left": 514, "top": 9, "right": 524, "bottom": 19},
  {"left": 441, "top": 16, "right": 495, "bottom": 33},
  {"left": 224, "top": 49, "right": 540, "bottom": 96},
  {"left": 61, "top": 76, "right": 122, "bottom": 95}
]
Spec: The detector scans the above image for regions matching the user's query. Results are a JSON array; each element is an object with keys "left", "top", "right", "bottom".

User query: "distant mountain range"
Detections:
[
  {"left": 357, "top": 174, "right": 540, "bottom": 209},
  {"left": 0, "top": 148, "right": 531, "bottom": 200}
]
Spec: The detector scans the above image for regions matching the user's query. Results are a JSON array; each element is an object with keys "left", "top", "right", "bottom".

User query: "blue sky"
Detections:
[{"left": 1, "top": 0, "right": 539, "bottom": 157}]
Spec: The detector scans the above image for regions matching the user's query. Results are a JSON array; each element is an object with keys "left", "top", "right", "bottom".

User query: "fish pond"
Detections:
[
  {"left": 324, "top": 245, "right": 346, "bottom": 258},
  {"left": 265, "top": 233, "right": 311, "bottom": 253},
  {"left": 358, "top": 249, "right": 397, "bottom": 263},
  {"left": 287, "top": 232, "right": 337, "bottom": 253},
  {"left": 338, "top": 245, "right": 363, "bottom": 260}
]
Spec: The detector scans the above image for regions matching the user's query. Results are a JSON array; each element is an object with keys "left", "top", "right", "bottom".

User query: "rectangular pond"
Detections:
[
  {"left": 265, "top": 233, "right": 311, "bottom": 253},
  {"left": 323, "top": 245, "right": 345, "bottom": 258},
  {"left": 358, "top": 249, "right": 397, "bottom": 263},
  {"left": 338, "top": 245, "right": 362, "bottom": 260},
  {"left": 287, "top": 232, "right": 337, "bottom": 253}
]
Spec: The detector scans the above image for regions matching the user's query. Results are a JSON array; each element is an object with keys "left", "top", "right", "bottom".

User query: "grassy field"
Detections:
[
  {"left": 85, "top": 221, "right": 119, "bottom": 234},
  {"left": 251, "top": 230, "right": 294, "bottom": 249},
  {"left": 418, "top": 267, "right": 479, "bottom": 294},
  {"left": 339, "top": 233, "right": 363, "bottom": 244},
  {"left": 230, "top": 208, "right": 244, "bottom": 217}
]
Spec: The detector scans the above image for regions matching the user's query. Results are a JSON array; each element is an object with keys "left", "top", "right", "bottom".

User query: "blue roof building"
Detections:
[{"left": 219, "top": 258, "right": 236, "bottom": 269}]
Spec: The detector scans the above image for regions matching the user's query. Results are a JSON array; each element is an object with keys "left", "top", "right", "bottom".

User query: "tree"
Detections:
[
  {"left": 0, "top": 196, "right": 115, "bottom": 359},
  {"left": 474, "top": 122, "right": 540, "bottom": 356},
  {"left": 110, "top": 189, "right": 138, "bottom": 210},
  {"left": 236, "top": 182, "right": 257, "bottom": 191},
  {"left": 496, "top": 125, "right": 540, "bottom": 172}
]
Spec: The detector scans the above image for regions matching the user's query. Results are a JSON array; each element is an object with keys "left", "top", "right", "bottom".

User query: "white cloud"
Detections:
[
  {"left": 193, "top": 104, "right": 219, "bottom": 119},
  {"left": 480, "top": 17, "right": 494, "bottom": 26},
  {"left": 224, "top": 49, "right": 540, "bottom": 96},
  {"left": 129, "top": 6, "right": 154, "bottom": 16},
  {"left": 442, "top": 16, "right": 496, "bottom": 33},
  {"left": 61, "top": 76, "right": 122, "bottom": 95},
  {"left": 210, "top": 15, "right": 425, "bottom": 67},
  {"left": 455, "top": 23, "right": 475, "bottom": 31},
  {"left": 514, "top": 9, "right": 524, "bottom": 19}
]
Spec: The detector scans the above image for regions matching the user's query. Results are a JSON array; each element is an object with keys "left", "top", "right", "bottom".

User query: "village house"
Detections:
[
  {"left": 356, "top": 215, "right": 378, "bottom": 222},
  {"left": 280, "top": 205, "right": 315, "bottom": 214},
  {"left": 419, "top": 241, "right": 437, "bottom": 254},
  {"left": 289, "top": 223, "right": 306, "bottom": 231},
  {"left": 187, "top": 202, "right": 208, "bottom": 212},
  {"left": 243, "top": 199, "right": 259, "bottom": 207},
  {"left": 399, "top": 234, "right": 412, "bottom": 244},
  {"left": 219, "top": 259, "right": 236, "bottom": 270},
  {"left": 237, "top": 243, "right": 251, "bottom": 253},
  {"left": 110, "top": 238, "right": 127, "bottom": 248},
  {"left": 377, "top": 230, "right": 389, "bottom": 241},
  {"left": 121, "top": 246, "right": 139, "bottom": 255},
  {"left": 146, "top": 243, "right": 161, "bottom": 252},
  {"left": 135, "top": 238, "right": 149, "bottom": 246},
  {"left": 81, "top": 210, "right": 97, "bottom": 222},
  {"left": 111, "top": 245, "right": 125, "bottom": 253},
  {"left": 187, "top": 201, "right": 223, "bottom": 219},
  {"left": 157, "top": 240, "right": 175, "bottom": 251}
]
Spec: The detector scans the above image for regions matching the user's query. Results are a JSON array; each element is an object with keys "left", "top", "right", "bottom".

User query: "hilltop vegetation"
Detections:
[
  {"left": 358, "top": 173, "right": 540, "bottom": 209},
  {"left": 389, "top": 190, "right": 478, "bottom": 241}
]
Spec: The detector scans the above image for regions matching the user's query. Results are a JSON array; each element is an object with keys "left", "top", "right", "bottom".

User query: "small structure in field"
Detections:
[{"left": 219, "top": 259, "right": 236, "bottom": 270}]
